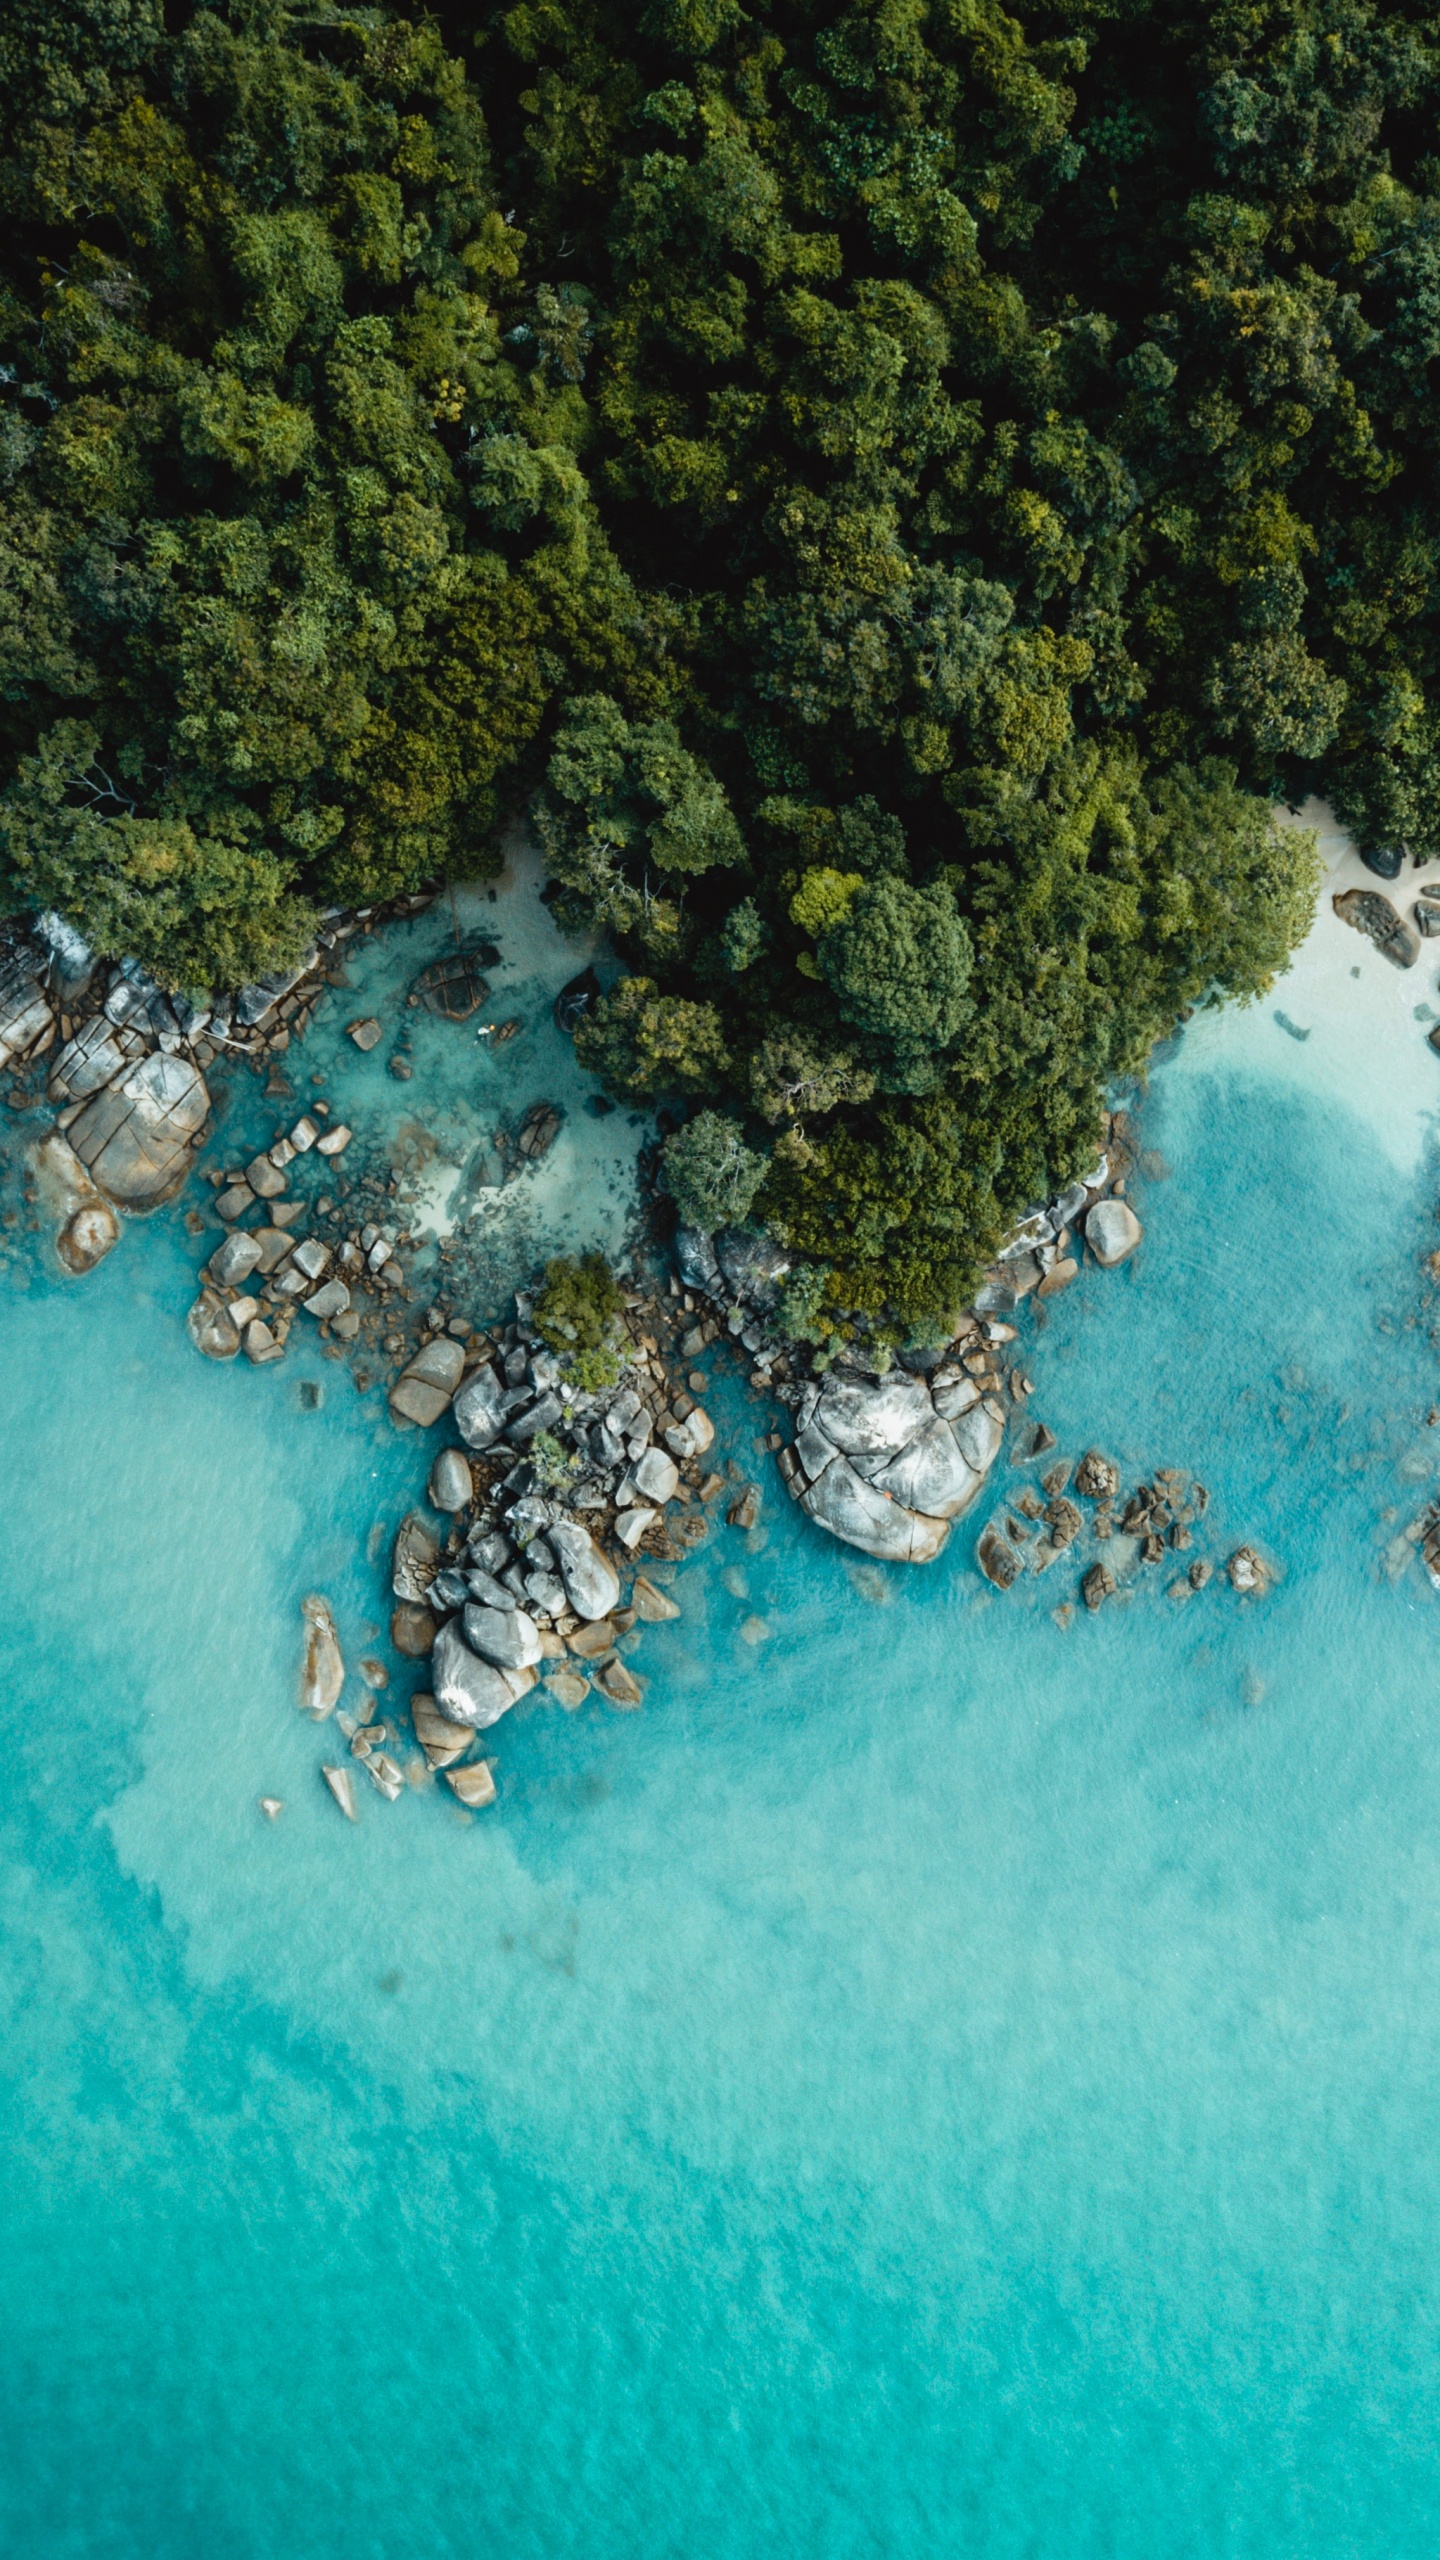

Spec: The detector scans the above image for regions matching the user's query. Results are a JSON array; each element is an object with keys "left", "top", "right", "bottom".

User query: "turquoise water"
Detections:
[{"left": 6, "top": 897, "right": 1440, "bottom": 2554}]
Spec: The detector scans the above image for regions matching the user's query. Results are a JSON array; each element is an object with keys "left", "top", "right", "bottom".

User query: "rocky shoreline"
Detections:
[{"left": 0, "top": 901, "right": 1280, "bottom": 1827}]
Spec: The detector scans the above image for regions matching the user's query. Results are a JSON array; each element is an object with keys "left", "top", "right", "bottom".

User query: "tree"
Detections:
[
  {"left": 662, "top": 1112, "right": 766, "bottom": 1230},
  {"left": 818, "top": 880, "right": 974, "bottom": 1093}
]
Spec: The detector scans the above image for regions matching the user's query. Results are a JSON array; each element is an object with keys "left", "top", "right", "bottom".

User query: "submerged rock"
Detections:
[
  {"left": 300, "top": 1595, "right": 344, "bottom": 1714},
  {"left": 391, "top": 1602, "right": 437, "bottom": 1657},
  {"left": 392, "top": 1511, "right": 440, "bottom": 1602},
  {"left": 633, "top": 1575, "right": 681, "bottom": 1623},
  {"left": 411, "top": 1694, "right": 471, "bottom": 1768},
  {"left": 447, "top": 1762, "right": 497, "bottom": 1808},
  {"left": 187, "top": 1289, "right": 241, "bottom": 1361},
  {"left": 57, "top": 1199, "right": 121, "bottom": 1274},
  {"left": 976, "top": 1525, "right": 1020, "bottom": 1589}
]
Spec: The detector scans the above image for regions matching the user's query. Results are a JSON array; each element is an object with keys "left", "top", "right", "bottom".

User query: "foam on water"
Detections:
[{"left": 5, "top": 832, "right": 1440, "bottom": 2557}]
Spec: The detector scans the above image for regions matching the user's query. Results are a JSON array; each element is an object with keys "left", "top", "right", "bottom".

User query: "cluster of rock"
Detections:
[
  {"left": 0, "top": 896, "right": 430, "bottom": 1275},
  {"left": 972, "top": 1444, "right": 1270, "bottom": 1613},
  {"left": 300, "top": 1281, "right": 743, "bottom": 1813},
  {"left": 186, "top": 1108, "right": 364, "bottom": 1365}
]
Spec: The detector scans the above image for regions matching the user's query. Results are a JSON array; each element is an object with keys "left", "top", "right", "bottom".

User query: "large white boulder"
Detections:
[
  {"left": 461, "top": 1604, "right": 542, "bottom": 1672},
  {"left": 800, "top": 1455, "right": 950, "bottom": 1564}
]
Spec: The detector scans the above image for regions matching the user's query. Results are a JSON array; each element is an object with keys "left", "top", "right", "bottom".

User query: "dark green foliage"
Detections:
[
  {"left": 5, "top": 0, "right": 1425, "bottom": 1320},
  {"left": 0, "top": 0, "right": 643, "bottom": 984}
]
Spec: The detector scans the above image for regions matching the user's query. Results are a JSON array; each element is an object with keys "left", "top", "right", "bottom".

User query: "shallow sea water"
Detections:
[{"left": 5, "top": 850, "right": 1440, "bottom": 2557}]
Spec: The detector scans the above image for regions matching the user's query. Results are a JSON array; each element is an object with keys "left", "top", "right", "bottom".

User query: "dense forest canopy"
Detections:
[{"left": 4, "top": 0, "right": 1438, "bottom": 1328}]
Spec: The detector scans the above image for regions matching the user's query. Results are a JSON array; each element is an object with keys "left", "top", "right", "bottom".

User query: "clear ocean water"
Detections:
[{"left": 5, "top": 838, "right": 1440, "bottom": 2557}]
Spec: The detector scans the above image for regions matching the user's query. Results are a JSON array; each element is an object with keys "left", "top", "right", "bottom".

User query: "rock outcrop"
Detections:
[
  {"left": 67, "top": 1051, "right": 210, "bottom": 1206},
  {"left": 1333, "top": 886, "right": 1420, "bottom": 968},
  {"left": 779, "top": 1365, "right": 1003, "bottom": 1562}
]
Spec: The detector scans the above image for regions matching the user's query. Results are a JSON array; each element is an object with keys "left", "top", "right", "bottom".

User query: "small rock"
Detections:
[
  {"left": 216, "top": 1183, "right": 254, "bottom": 1221},
  {"left": 57, "top": 1198, "right": 121, "bottom": 1274},
  {"left": 632, "top": 1576, "right": 681, "bottom": 1623},
  {"left": 1227, "top": 1545, "right": 1269, "bottom": 1594},
  {"left": 727, "top": 1484, "right": 761, "bottom": 1531},
  {"left": 1075, "top": 1449, "right": 1120, "bottom": 1500},
  {"left": 615, "top": 1506, "right": 657, "bottom": 1550},
  {"left": 390, "top": 1334, "right": 467, "bottom": 1428},
  {"left": 633, "top": 1446, "right": 680, "bottom": 1504},
  {"left": 392, "top": 1511, "right": 440, "bottom": 1601},
  {"left": 322, "top": 1764, "right": 358, "bottom": 1821},
  {"left": 1188, "top": 1558, "right": 1213, "bottom": 1589},
  {"left": 209, "top": 1229, "right": 263, "bottom": 1289},
  {"left": 244, "top": 1318, "right": 284, "bottom": 1365},
  {"left": 303, "top": 1279, "right": 350, "bottom": 1320},
  {"left": 1333, "top": 887, "right": 1420, "bottom": 968},
  {"left": 546, "top": 1669, "right": 590, "bottom": 1709},
  {"left": 391, "top": 1602, "right": 437, "bottom": 1657},
  {"left": 246, "top": 1153, "right": 287, "bottom": 1200},
  {"left": 1081, "top": 1561, "right": 1116, "bottom": 1611},
  {"left": 347, "top": 1017, "right": 383, "bottom": 1050},
  {"left": 1036, "top": 1257, "right": 1079, "bottom": 1297},
  {"left": 548, "top": 1519, "right": 621, "bottom": 1621},
  {"left": 315, "top": 1123, "right": 352, "bottom": 1156},
  {"left": 599, "top": 1659, "right": 643, "bottom": 1707},
  {"left": 289, "top": 1237, "right": 332, "bottom": 1281},
  {"left": 411, "top": 1696, "right": 472, "bottom": 1768},
  {"left": 1086, "top": 1200, "right": 1143, "bottom": 1267},
  {"left": 187, "top": 1290, "right": 241, "bottom": 1361},
  {"left": 289, "top": 1116, "right": 320, "bottom": 1152},
  {"left": 259, "top": 1798, "right": 283, "bottom": 1820},
  {"left": 447, "top": 1762, "right": 498, "bottom": 1808},
  {"left": 300, "top": 1594, "right": 345, "bottom": 1714},
  {"left": 977, "top": 1525, "right": 1020, "bottom": 1589},
  {"left": 429, "top": 1447, "right": 473, "bottom": 1511},
  {"left": 567, "top": 1618, "right": 617, "bottom": 1660}
]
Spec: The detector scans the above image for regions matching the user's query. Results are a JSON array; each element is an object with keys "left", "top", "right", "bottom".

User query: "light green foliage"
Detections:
[
  {"left": 529, "top": 1427, "right": 577, "bottom": 1486},
  {"left": 661, "top": 1110, "right": 766, "bottom": 1231},
  {"left": 789, "top": 870, "right": 864, "bottom": 938},
  {"left": 574, "top": 976, "right": 730, "bottom": 1098},
  {"left": 532, "top": 1250, "right": 626, "bottom": 1388},
  {"left": 775, "top": 1261, "right": 832, "bottom": 1345}
]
